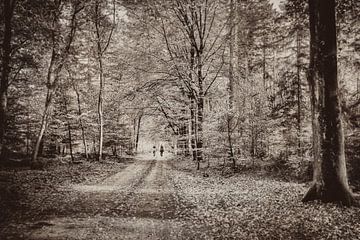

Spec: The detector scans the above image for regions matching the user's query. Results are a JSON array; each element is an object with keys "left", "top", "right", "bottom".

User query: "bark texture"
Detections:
[
  {"left": 32, "top": 1, "right": 81, "bottom": 165},
  {"left": 0, "top": 0, "right": 15, "bottom": 159},
  {"left": 303, "top": 0, "right": 355, "bottom": 206}
]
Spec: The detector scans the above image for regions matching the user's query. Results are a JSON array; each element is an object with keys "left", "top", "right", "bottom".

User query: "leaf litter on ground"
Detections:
[{"left": 170, "top": 157, "right": 360, "bottom": 239}]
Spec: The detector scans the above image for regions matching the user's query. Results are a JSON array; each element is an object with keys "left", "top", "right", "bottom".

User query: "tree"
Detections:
[
  {"left": 69, "top": 69, "right": 89, "bottom": 159},
  {"left": 0, "top": 0, "right": 16, "bottom": 159},
  {"left": 156, "top": 0, "right": 227, "bottom": 169},
  {"left": 234, "top": 0, "right": 276, "bottom": 163},
  {"left": 283, "top": 0, "right": 309, "bottom": 158},
  {"left": 91, "top": 0, "right": 116, "bottom": 161},
  {"left": 31, "top": 0, "right": 84, "bottom": 165},
  {"left": 302, "top": 0, "right": 355, "bottom": 206},
  {"left": 226, "top": 0, "right": 236, "bottom": 168}
]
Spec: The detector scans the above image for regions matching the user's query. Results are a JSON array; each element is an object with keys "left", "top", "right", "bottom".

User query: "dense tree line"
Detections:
[{"left": 0, "top": 0, "right": 359, "bottom": 205}]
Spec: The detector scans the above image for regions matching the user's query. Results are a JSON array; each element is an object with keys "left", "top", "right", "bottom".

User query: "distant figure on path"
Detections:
[
  {"left": 160, "top": 145, "right": 164, "bottom": 157},
  {"left": 153, "top": 146, "right": 156, "bottom": 157}
]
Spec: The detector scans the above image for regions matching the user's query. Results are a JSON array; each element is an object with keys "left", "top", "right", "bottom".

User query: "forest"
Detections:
[{"left": 0, "top": 0, "right": 360, "bottom": 239}]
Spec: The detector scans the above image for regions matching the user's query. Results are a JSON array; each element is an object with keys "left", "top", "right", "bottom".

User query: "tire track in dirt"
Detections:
[
  {"left": 12, "top": 155, "right": 199, "bottom": 240},
  {"left": 108, "top": 157, "right": 194, "bottom": 239},
  {"left": 108, "top": 159, "right": 156, "bottom": 215}
]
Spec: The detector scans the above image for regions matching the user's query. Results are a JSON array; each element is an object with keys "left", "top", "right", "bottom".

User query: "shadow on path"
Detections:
[{"left": 3, "top": 153, "right": 195, "bottom": 240}]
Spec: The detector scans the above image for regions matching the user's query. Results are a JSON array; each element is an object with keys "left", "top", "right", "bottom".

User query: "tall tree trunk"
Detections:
[
  {"left": 296, "top": 27, "right": 302, "bottom": 158},
  {"left": 227, "top": 115, "right": 235, "bottom": 168},
  {"left": 190, "top": 97, "right": 197, "bottom": 161},
  {"left": 135, "top": 112, "right": 143, "bottom": 153},
  {"left": 261, "top": 38, "right": 270, "bottom": 160},
  {"left": 67, "top": 121, "right": 74, "bottom": 162},
  {"left": 63, "top": 94, "right": 74, "bottom": 162},
  {"left": 262, "top": 40, "right": 267, "bottom": 90},
  {"left": 196, "top": 95, "right": 203, "bottom": 170},
  {"left": 93, "top": 0, "right": 115, "bottom": 161},
  {"left": 189, "top": 45, "right": 197, "bottom": 160},
  {"left": 0, "top": 0, "right": 15, "bottom": 159},
  {"left": 302, "top": 0, "right": 354, "bottom": 206},
  {"left": 32, "top": 89, "right": 53, "bottom": 165},
  {"left": 228, "top": 0, "right": 235, "bottom": 112},
  {"left": 196, "top": 49, "right": 204, "bottom": 169},
  {"left": 26, "top": 112, "right": 30, "bottom": 156},
  {"left": 93, "top": 137, "right": 97, "bottom": 156},
  {"left": 227, "top": 0, "right": 235, "bottom": 167},
  {"left": 32, "top": 2, "right": 80, "bottom": 165},
  {"left": 74, "top": 86, "right": 88, "bottom": 159},
  {"left": 97, "top": 56, "right": 104, "bottom": 161}
]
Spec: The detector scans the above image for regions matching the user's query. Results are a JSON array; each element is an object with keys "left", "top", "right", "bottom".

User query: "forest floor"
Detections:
[{"left": 1, "top": 153, "right": 360, "bottom": 239}]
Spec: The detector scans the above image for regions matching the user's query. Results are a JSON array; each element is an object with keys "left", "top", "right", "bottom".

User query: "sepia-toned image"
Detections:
[{"left": 0, "top": 0, "right": 359, "bottom": 239}]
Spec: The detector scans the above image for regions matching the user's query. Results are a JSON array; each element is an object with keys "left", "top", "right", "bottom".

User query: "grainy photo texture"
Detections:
[{"left": 0, "top": 0, "right": 360, "bottom": 239}]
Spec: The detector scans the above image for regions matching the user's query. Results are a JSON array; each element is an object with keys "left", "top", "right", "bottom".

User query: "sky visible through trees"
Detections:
[{"left": 0, "top": 0, "right": 360, "bottom": 239}]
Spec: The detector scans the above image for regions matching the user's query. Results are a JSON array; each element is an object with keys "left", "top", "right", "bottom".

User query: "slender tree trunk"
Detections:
[
  {"left": 228, "top": 0, "right": 235, "bottom": 112},
  {"left": 93, "top": 0, "right": 115, "bottom": 161},
  {"left": 196, "top": 50, "right": 204, "bottom": 169},
  {"left": 196, "top": 96, "right": 203, "bottom": 170},
  {"left": 227, "top": 0, "right": 235, "bottom": 168},
  {"left": 93, "top": 137, "right": 97, "bottom": 156},
  {"left": 32, "top": 49, "right": 58, "bottom": 164},
  {"left": 188, "top": 45, "right": 197, "bottom": 160},
  {"left": 26, "top": 116, "right": 30, "bottom": 156},
  {"left": 74, "top": 87, "right": 88, "bottom": 159},
  {"left": 133, "top": 118, "right": 137, "bottom": 152},
  {"left": 64, "top": 95, "right": 74, "bottom": 162},
  {"left": 262, "top": 41, "right": 267, "bottom": 90},
  {"left": 97, "top": 56, "right": 104, "bottom": 161},
  {"left": 0, "top": 0, "right": 15, "bottom": 159},
  {"left": 39, "top": 138, "right": 44, "bottom": 157},
  {"left": 135, "top": 112, "right": 142, "bottom": 153},
  {"left": 227, "top": 115, "right": 235, "bottom": 168},
  {"left": 296, "top": 27, "right": 302, "bottom": 158},
  {"left": 249, "top": 56, "right": 255, "bottom": 162},
  {"left": 261, "top": 39, "right": 270, "bottom": 160},
  {"left": 190, "top": 97, "right": 197, "bottom": 161},
  {"left": 235, "top": 0, "right": 245, "bottom": 157},
  {"left": 302, "top": 0, "right": 354, "bottom": 206},
  {"left": 32, "top": 2, "right": 80, "bottom": 165},
  {"left": 32, "top": 89, "right": 53, "bottom": 165},
  {"left": 67, "top": 121, "right": 74, "bottom": 162}
]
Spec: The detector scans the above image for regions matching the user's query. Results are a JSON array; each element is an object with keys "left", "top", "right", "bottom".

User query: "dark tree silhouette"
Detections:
[
  {"left": 0, "top": 0, "right": 16, "bottom": 159},
  {"left": 302, "top": 0, "right": 355, "bottom": 206}
]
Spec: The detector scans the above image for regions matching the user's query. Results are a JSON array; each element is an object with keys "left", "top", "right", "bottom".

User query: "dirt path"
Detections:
[
  {"left": 2, "top": 155, "right": 360, "bottom": 239},
  {"left": 5, "top": 154, "right": 193, "bottom": 240}
]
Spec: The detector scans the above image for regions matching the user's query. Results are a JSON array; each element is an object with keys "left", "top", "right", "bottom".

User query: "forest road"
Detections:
[{"left": 28, "top": 153, "right": 192, "bottom": 240}]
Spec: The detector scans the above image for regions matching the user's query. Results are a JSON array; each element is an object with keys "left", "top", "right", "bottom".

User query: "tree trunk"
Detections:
[
  {"left": 196, "top": 94, "right": 204, "bottom": 170},
  {"left": 97, "top": 56, "right": 104, "bottom": 161},
  {"left": 93, "top": 137, "right": 97, "bottom": 156},
  {"left": 227, "top": 0, "right": 235, "bottom": 167},
  {"left": 190, "top": 97, "right": 197, "bottom": 161},
  {"left": 228, "top": 0, "right": 235, "bottom": 112},
  {"left": 39, "top": 138, "right": 44, "bottom": 157},
  {"left": 64, "top": 95, "right": 74, "bottom": 163},
  {"left": 0, "top": 0, "right": 15, "bottom": 160},
  {"left": 32, "top": 90, "right": 52, "bottom": 165},
  {"left": 32, "top": 2, "right": 80, "bottom": 164},
  {"left": 94, "top": 0, "right": 115, "bottom": 161},
  {"left": 67, "top": 121, "right": 74, "bottom": 162},
  {"left": 196, "top": 51, "right": 204, "bottom": 169},
  {"left": 112, "top": 146, "right": 117, "bottom": 156},
  {"left": 296, "top": 27, "right": 302, "bottom": 158},
  {"left": 189, "top": 45, "right": 197, "bottom": 160},
  {"left": 74, "top": 84, "right": 88, "bottom": 159},
  {"left": 135, "top": 112, "right": 142, "bottom": 153},
  {"left": 227, "top": 115, "right": 235, "bottom": 168},
  {"left": 302, "top": 0, "right": 354, "bottom": 206}
]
